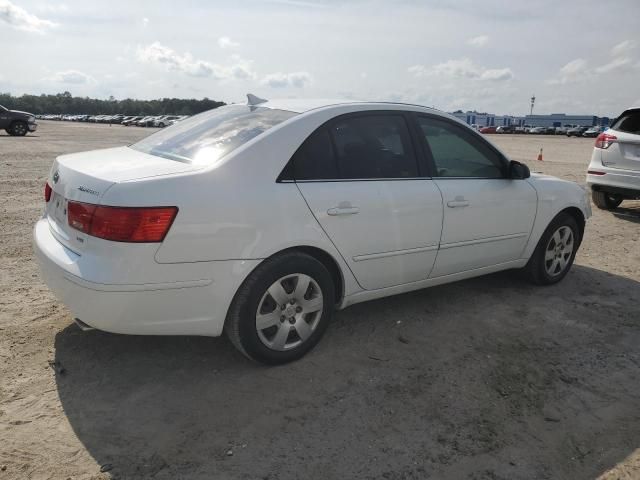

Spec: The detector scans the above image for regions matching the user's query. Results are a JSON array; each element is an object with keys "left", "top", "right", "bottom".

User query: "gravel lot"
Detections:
[{"left": 1, "top": 121, "right": 639, "bottom": 480}]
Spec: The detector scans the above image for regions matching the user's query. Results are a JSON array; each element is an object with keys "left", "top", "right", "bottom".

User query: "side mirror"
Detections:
[{"left": 509, "top": 160, "right": 530, "bottom": 179}]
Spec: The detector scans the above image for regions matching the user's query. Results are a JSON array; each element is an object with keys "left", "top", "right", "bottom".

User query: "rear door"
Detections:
[
  {"left": 288, "top": 112, "right": 443, "bottom": 290},
  {"left": 602, "top": 109, "right": 640, "bottom": 172}
]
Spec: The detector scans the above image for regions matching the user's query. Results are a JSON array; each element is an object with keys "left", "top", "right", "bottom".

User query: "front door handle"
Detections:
[
  {"left": 327, "top": 206, "right": 360, "bottom": 216},
  {"left": 447, "top": 198, "right": 470, "bottom": 208}
]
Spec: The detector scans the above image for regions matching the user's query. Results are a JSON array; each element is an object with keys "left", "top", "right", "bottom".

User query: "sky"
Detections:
[{"left": 1, "top": 0, "right": 639, "bottom": 116}]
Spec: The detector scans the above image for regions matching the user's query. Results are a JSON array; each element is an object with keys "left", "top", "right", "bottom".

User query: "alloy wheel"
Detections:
[
  {"left": 255, "top": 273, "right": 323, "bottom": 351},
  {"left": 544, "top": 226, "right": 574, "bottom": 277}
]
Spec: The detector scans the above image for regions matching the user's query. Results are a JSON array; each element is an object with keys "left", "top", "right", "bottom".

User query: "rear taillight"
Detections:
[
  {"left": 594, "top": 132, "right": 617, "bottom": 149},
  {"left": 67, "top": 201, "right": 178, "bottom": 242},
  {"left": 44, "top": 183, "right": 52, "bottom": 202}
]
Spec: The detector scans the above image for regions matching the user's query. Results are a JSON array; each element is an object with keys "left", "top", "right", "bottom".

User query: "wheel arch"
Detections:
[
  {"left": 273, "top": 246, "right": 345, "bottom": 306},
  {"left": 558, "top": 206, "right": 586, "bottom": 245}
]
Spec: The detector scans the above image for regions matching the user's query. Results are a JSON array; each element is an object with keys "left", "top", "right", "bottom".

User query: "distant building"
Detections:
[
  {"left": 523, "top": 113, "right": 610, "bottom": 128},
  {"left": 450, "top": 111, "right": 611, "bottom": 128}
]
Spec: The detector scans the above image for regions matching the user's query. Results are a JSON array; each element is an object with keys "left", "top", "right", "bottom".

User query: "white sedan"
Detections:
[{"left": 34, "top": 95, "right": 591, "bottom": 364}]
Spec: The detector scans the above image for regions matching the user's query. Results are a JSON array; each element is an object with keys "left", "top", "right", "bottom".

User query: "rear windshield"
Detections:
[
  {"left": 611, "top": 110, "right": 640, "bottom": 135},
  {"left": 131, "top": 105, "right": 297, "bottom": 165}
]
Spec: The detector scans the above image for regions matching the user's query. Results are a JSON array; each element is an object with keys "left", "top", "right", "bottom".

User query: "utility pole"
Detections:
[{"left": 530, "top": 95, "right": 536, "bottom": 116}]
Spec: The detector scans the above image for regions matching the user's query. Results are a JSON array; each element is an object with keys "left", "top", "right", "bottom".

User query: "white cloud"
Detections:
[
  {"left": 611, "top": 40, "right": 636, "bottom": 57},
  {"left": 547, "top": 58, "right": 588, "bottom": 85},
  {"left": 218, "top": 36, "right": 239, "bottom": 49},
  {"left": 467, "top": 35, "right": 489, "bottom": 47},
  {"left": 0, "top": 0, "right": 57, "bottom": 33},
  {"left": 261, "top": 71, "right": 312, "bottom": 88},
  {"left": 408, "top": 58, "right": 513, "bottom": 81},
  {"left": 49, "top": 70, "right": 96, "bottom": 84},
  {"left": 136, "top": 42, "right": 255, "bottom": 80},
  {"left": 595, "top": 56, "right": 634, "bottom": 74},
  {"left": 142, "top": 17, "right": 149, "bottom": 27},
  {"left": 36, "top": 3, "right": 68, "bottom": 14}
]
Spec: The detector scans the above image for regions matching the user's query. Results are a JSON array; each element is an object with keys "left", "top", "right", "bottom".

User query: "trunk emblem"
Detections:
[{"left": 53, "top": 171, "right": 59, "bottom": 184}]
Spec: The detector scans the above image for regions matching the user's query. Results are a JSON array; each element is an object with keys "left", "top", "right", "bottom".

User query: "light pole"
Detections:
[{"left": 530, "top": 95, "right": 536, "bottom": 116}]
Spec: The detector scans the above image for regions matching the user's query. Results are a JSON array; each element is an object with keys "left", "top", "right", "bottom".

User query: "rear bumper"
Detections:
[
  {"left": 586, "top": 165, "right": 640, "bottom": 196},
  {"left": 33, "top": 218, "right": 260, "bottom": 336},
  {"left": 28, "top": 122, "right": 37, "bottom": 132}
]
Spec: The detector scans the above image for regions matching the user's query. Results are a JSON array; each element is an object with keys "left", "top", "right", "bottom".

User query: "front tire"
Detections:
[
  {"left": 225, "top": 252, "right": 335, "bottom": 365},
  {"left": 523, "top": 212, "right": 580, "bottom": 285},
  {"left": 9, "top": 121, "right": 28, "bottom": 136},
  {"left": 592, "top": 190, "right": 623, "bottom": 210}
]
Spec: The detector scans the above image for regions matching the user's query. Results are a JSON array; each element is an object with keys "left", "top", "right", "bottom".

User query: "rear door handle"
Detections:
[
  {"left": 447, "top": 199, "right": 469, "bottom": 208},
  {"left": 327, "top": 206, "right": 360, "bottom": 216}
]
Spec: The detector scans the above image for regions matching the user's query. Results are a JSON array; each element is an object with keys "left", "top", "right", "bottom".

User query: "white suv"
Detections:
[{"left": 587, "top": 108, "right": 640, "bottom": 209}]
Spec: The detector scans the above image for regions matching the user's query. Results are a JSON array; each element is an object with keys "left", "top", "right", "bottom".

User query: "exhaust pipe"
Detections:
[{"left": 74, "top": 318, "right": 95, "bottom": 332}]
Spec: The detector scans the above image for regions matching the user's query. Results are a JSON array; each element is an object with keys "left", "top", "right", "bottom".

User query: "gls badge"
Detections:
[{"left": 52, "top": 171, "right": 60, "bottom": 184}]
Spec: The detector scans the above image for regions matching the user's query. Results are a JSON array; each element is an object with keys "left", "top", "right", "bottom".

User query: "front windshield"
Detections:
[{"left": 131, "top": 105, "right": 297, "bottom": 165}]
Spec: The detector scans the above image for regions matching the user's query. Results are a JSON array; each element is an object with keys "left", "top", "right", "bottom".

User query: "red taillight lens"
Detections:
[
  {"left": 44, "top": 183, "right": 52, "bottom": 202},
  {"left": 67, "top": 202, "right": 177, "bottom": 242},
  {"left": 594, "top": 132, "right": 617, "bottom": 149},
  {"left": 67, "top": 201, "right": 96, "bottom": 234}
]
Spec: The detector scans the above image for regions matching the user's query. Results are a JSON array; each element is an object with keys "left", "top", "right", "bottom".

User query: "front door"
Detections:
[
  {"left": 289, "top": 113, "right": 444, "bottom": 290},
  {"left": 414, "top": 115, "right": 537, "bottom": 277}
]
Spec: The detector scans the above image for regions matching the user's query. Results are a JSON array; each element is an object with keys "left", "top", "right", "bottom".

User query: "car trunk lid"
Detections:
[{"left": 46, "top": 146, "right": 202, "bottom": 252}]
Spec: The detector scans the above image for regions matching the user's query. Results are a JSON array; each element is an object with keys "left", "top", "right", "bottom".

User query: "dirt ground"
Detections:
[{"left": 1, "top": 121, "right": 639, "bottom": 480}]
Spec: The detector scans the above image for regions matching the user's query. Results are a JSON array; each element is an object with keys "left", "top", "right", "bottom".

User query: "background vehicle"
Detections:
[
  {"left": 496, "top": 125, "right": 516, "bottom": 134},
  {"left": 583, "top": 126, "right": 604, "bottom": 138},
  {"left": 529, "top": 126, "right": 546, "bottom": 134},
  {"left": 154, "top": 115, "right": 182, "bottom": 127},
  {"left": 586, "top": 107, "right": 640, "bottom": 209},
  {"left": 34, "top": 96, "right": 591, "bottom": 364},
  {"left": 479, "top": 126, "right": 497, "bottom": 134},
  {"left": 0, "top": 104, "right": 38, "bottom": 136},
  {"left": 567, "top": 126, "right": 589, "bottom": 137}
]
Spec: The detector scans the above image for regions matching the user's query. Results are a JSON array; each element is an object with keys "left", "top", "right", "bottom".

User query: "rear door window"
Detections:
[{"left": 287, "top": 113, "right": 419, "bottom": 181}]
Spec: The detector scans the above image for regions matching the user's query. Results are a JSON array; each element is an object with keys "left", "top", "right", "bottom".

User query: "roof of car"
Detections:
[{"left": 244, "top": 93, "right": 443, "bottom": 116}]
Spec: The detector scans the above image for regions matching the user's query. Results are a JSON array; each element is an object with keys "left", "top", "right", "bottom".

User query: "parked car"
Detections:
[
  {"left": 567, "top": 126, "right": 590, "bottom": 137},
  {"left": 496, "top": 125, "right": 516, "bottom": 134},
  {"left": 122, "top": 116, "right": 143, "bottom": 126},
  {"left": 154, "top": 115, "right": 182, "bottom": 128},
  {"left": 0, "top": 104, "right": 38, "bottom": 136},
  {"left": 583, "top": 126, "right": 604, "bottom": 138},
  {"left": 479, "top": 126, "right": 497, "bottom": 134},
  {"left": 586, "top": 107, "right": 640, "bottom": 209},
  {"left": 529, "top": 126, "right": 547, "bottom": 134},
  {"left": 34, "top": 95, "right": 591, "bottom": 364}
]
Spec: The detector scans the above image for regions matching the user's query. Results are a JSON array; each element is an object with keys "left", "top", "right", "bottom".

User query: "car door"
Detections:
[
  {"left": 413, "top": 114, "right": 537, "bottom": 278},
  {"left": 286, "top": 112, "right": 444, "bottom": 290}
]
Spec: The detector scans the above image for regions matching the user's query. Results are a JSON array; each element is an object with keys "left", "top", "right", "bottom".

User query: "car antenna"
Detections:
[{"left": 247, "top": 93, "right": 268, "bottom": 106}]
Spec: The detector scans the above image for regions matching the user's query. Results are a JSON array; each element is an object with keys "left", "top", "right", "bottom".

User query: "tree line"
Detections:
[{"left": 0, "top": 91, "right": 226, "bottom": 116}]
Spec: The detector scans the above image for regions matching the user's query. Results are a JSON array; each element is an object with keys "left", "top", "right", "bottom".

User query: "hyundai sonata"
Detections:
[{"left": 34, "top": 94, "right": 591, "bottom": 364}]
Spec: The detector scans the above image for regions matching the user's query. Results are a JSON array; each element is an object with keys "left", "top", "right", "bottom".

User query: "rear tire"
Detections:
[
  {"left": 523, "top": 212, "right": 579, "bottom": 285},
  {"left": 592, "top": 190, "right": 623, "bottom": 210},
  {"left": 225, "top": 252, "right": 335, "bottom": 365}
]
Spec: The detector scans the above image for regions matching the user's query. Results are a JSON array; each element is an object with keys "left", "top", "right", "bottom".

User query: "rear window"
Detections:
[
  {"left": 131, "top": 105, "right": 296, "bottom": 165},
  {"left": 611, "top": 110, "right": 640, "bottom": 135}
]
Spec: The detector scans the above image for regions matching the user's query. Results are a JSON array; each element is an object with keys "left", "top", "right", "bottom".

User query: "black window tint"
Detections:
[
  {"left": 330, "top": 115, "right": 418, "bottom": 179},
  {"left": 418, "top": 116, "right": 506, "bottom": 178},
  {"left": 290, "top": 128, "right": 338, "bottom": 180},
  {"left": 612, "top": 111, "right": 640, "bottom": 134}
]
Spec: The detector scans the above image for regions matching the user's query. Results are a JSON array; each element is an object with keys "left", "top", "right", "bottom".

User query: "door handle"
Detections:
[
  {"left": 327, "top": 206, "right": 360, "bottom": 216},
  {"left": 447, "top": 199, "right": 469, "bottom": 208}
]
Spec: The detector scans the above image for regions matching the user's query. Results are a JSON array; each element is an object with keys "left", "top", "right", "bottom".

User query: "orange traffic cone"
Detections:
[{"left": 537, "top": 148, "right": 544, "bottom": 161}]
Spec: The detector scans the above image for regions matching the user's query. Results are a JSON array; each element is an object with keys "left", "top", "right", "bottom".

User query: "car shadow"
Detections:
[
  {"left": 54, "top": 265, "right": 640, "bottom": 479},
  {"left": 613, "top": 202, "right": 640, "bottom": 223}
]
